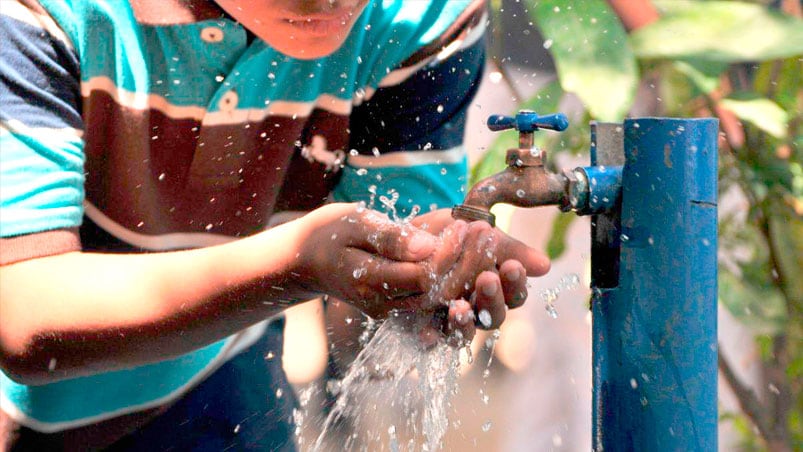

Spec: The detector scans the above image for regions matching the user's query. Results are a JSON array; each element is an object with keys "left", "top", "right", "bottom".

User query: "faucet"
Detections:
[{"left": 452, "top": 110, "right": 573, "bottom": 226}]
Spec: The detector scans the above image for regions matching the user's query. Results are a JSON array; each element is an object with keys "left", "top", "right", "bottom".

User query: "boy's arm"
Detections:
[
  {"left": 0, "top": 4, "right": 439, "bottom": 384},
  {"left": 0, "top": 203, "right": 438, "bottom": 385}
]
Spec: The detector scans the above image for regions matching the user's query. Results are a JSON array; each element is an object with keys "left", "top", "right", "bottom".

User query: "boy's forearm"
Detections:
[{"left": 0, "top": 222, "right": 310, "bottom": 385}]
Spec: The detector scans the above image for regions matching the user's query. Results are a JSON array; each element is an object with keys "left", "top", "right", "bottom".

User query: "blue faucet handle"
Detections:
[{"left": 487, "top": 110, "right": 569, "bottom": 133}]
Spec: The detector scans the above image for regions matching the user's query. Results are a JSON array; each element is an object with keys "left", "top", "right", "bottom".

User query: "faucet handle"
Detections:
[{"left": 487, "top": 110, "right": 569, "bottom": 133}]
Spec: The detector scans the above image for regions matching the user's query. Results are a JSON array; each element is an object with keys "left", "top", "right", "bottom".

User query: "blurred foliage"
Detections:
[{"left": 480, "top": 0, "right": 802, "bottom": 448}]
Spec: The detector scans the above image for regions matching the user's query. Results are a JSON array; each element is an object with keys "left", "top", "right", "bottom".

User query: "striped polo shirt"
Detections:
[{"left": 0, "top": 0, "right": 486, "bottom": 431}]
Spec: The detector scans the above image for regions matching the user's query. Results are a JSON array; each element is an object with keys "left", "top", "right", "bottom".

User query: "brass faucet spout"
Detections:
[
  {"left": 454, "top": 167, "right": 570, "bottom": 226},
  {"left": 453, "top": 110, "right": 572, "bottom": 226}
]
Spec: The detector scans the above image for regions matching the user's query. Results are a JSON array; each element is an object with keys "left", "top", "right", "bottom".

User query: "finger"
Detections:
[
  {"left": 474, "top": 271, "right": 506, "bottom": 330},
  {"left": 494, "top": 231, "right": 551, "bottom": 276},
  {"left": 348, "top": 209, "right": 437, "bottom": 261},
  {"left": 338, "top": 247, "right": 428, "bottom": 303},
  {"left": 499, "top": 259, "right": 528, "bottom": 309},
  {"left": 428, "top": 219, "right": 468, "bottom": 277},
  {"left": 438, "top": 221, "right": 498, "bottom": 301},
  {"left": 447, "top": 299, "right": 476, "bottom": 346},
  {"left": 410, "top": 208, "right": 454, "bottom": 234},
  {"left": 414, "top": 306, "right": 447, "bottom": 349}
]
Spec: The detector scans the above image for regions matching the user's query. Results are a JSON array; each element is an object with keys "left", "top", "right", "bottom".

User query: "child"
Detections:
[{"left": 0, "top": 0, "right": 549, "bottom": 449}]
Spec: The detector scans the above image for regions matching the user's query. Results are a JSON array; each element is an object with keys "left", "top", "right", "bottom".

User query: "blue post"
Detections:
[{"left": 591, "top": 118, "right": 719, "bottom": 451}]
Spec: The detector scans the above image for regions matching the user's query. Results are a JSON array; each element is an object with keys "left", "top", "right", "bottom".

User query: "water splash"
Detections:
[
  {"left": 539, "top": 273, "right": 581, "bottom": 319},
  {"left": 313, "top": 313, "right": 462, "bottom": 452}
]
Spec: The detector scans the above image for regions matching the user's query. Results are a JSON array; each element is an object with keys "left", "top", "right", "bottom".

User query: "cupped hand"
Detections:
[
  {"left": 289, "top": 203, "right": 439, "bottom": 318},
  {"left": 413, "top": 208, "right": 551, "bottom": 343}
]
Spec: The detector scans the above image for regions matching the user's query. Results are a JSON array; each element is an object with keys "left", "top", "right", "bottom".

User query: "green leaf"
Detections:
[
  {"left": 631, "top": 1, "right": 803, "bottom": 62},
  {"left": 527, "top": 0, "right": 637, "bottom": 121},
  {"left": 719, "top": 93, "right": 789, "bottom": 139},
  {"left": 719, "top": 267, "right": 787, "bottom": 334},
  {"left": 546, "top": 212, "right": 576, "bottom": 259},
  {"left": 768, "top": 211, "right": 803, "bottom": 313},
  {"left": 470, "top": 128, "right": 517, "bottom": 186},
  {"left": 754, "top": 58, "right": 803, "bottom": 113},
  {"left": 672, "top": 59, "right": 728, "bottom": 94}
]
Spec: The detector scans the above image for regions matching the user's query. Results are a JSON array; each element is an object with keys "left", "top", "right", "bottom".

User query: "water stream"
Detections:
[{"left": 312, "top": 312, "right": 462, "bottom": 452}]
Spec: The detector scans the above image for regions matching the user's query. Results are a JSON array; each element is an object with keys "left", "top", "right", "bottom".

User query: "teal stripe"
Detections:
[
  {"left": 40, "top": 1, "right": 473, "bottom": 109},
  {"left": 1, "top": 339, "right": 228, "bottom": 424},
  {"left": 0, "top": 132, "right": 84, "bottom": 237},
  {"left": 332, "top": 156, "right": 468, "bottom": 217}
]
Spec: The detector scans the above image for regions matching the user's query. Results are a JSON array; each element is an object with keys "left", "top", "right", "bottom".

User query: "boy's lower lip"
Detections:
[{"left": 282, "top": 12, "right": 353, "bottom": 37}]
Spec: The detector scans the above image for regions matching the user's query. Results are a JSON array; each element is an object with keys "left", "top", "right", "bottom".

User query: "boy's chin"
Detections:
[{"left": 262, "top": 34, "right": 350, "bottom": 60}]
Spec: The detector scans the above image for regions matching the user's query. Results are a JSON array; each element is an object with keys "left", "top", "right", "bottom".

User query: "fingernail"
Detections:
[
  {"left": 408, "top": 233, "right": 434, "bottom": 255},
  {"left": 482, "top": 282, "right": 497, "bottom": 297},
  {"left": 504, "top": 268, "right": 520, "bottom": 282}
]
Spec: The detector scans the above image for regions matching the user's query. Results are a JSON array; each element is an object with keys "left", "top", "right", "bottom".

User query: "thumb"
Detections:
[
  {"left": 350, "top": 210, "right": 437, "bottom": 261},
  {"left": 496, "top": 233, "right": 551, "bottom": 276}
]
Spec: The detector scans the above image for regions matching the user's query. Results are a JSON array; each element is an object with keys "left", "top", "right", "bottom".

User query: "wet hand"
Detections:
[
  {"left": 414, "top": 209, "right": 551, "bottom": 339},
  {"left": 290, "top": 203, "right": 438, "bottom": 318}
]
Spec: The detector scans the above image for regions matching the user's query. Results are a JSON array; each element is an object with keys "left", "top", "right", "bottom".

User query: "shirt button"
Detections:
[
  {"left": 219, "top": 90, "right": 238, "bottom": 111},
  {"left": 201, "top": 26, "right": 224, "bottom": 43}
]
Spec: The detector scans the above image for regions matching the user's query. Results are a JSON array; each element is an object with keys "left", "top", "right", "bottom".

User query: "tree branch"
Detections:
[{"left": 718, "top": 344, "right": 772, "bottom": 441}]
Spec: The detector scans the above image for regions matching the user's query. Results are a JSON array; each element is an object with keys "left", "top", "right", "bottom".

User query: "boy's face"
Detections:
[{"left": 215, "top": 0, "right": 371, "bottom": 59}]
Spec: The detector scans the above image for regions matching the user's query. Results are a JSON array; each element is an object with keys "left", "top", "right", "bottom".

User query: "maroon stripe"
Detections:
[{"left": 83, "top": 90, "right": 348, "bottom": 238}]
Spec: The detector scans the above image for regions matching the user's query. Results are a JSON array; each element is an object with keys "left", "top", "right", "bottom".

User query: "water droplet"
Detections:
[
  {"left": 482, "top": 420, "right": 492, "bottom": 432},
  {"left": 265, "top": 351, "right": 275, "bottom": 360},
  {"left": 545, "top": 303, "right": 558, "bottom": 319},
  {"left": 276, "top": 388, "right": 284, "bottom": 398},
  {"left": 48, "top": 358, "right": 57, "bottom": 371},
  {"left": 630, "top": 378, "right": 638, "bottom": 389},
  {"left": 552, "top": 434, "right": 563, "bottom": 446},
  {"left": 516, "top": 189, "right": 526, "bottom": 198},
  {"left": 436, "top": 104, "right": 444, "bottom": 113},
  {"left": 620, "top": 233, "right": 630, "bottom": 242},
  {"left": 478, "top": 310, "right": 492, "bottom": 328},
  {"left": 543, "top": 39, "right": 553, "bottom": 49},
  {"left": 233, "top": 424, "right": 241, "bottom": 434},
  {"left": 440, "top": 168, "right": 447, "bottom": 175},
  {"left": 158, "top": 172, "right": 166, "bottom": 181}
]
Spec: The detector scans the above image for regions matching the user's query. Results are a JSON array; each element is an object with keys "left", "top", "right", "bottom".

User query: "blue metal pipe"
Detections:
[{"left": 591, "top": 118, "right": 719, "bottom": 451}]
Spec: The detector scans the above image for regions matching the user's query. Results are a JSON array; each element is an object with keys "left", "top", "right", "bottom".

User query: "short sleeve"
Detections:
[
  {"left": 333, "top": 1, "right": 487, "bottom": 216},
  {"left": 0, "top": 0, "right": 85, "bottom": 264}
]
